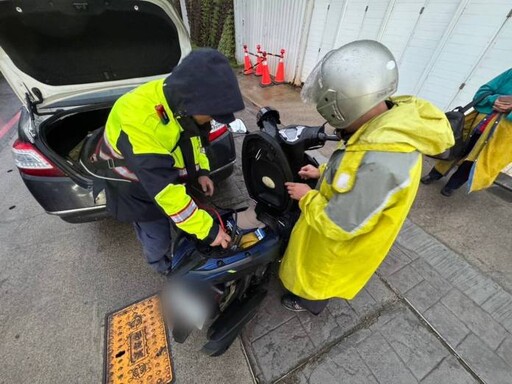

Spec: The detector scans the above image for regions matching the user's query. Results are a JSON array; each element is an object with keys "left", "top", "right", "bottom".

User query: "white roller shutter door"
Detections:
[
  {"left": 415, "top": 0, "right": 512, "bottom": 110},
  {"left": 301, "top": 0, "right": 347, "bottom": 83}
]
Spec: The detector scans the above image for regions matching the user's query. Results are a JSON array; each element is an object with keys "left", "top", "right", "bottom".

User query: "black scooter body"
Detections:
[{"left": 166, "top": 107, "right": 338, "bottom": 355}]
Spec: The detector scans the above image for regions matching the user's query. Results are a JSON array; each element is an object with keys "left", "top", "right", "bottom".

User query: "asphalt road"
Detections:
[
  {"left": 0, "top": 80, "right": 257, "bottom": 383},
  {"left": 0, "top": 77, "right": 21, "bottom": 151}
]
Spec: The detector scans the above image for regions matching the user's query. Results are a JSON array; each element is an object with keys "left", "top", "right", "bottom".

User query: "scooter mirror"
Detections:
[{"left": 228, "top": 119, "right": 247, "bottom": 133}]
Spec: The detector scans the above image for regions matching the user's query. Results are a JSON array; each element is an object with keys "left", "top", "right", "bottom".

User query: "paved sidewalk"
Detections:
[
  {"left": 235, "top": 73, "right": 512, "bottom": 383},
  {"left": 239, "top": 220, "right": 512, "bottom": 383}
]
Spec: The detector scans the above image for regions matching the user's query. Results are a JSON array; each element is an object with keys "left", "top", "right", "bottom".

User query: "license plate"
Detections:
[{"left": 162, "top": 282, "right": 210, "bottom": 331}]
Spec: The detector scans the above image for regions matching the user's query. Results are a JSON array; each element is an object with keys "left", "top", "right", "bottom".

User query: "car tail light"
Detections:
[
  {"left": 209, "top": 121, "right": 229, "bottom": 142},
  {"left": 12, "top": 140, "right": 65, "bottom": 177}
]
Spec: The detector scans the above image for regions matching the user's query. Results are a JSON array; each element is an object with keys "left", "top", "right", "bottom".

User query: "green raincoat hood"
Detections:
[{"left": 348, "top": 96, "right": 454, "bottom": 156}]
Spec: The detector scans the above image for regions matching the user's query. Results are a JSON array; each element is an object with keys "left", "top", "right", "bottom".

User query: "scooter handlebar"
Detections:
[
  {"left": 256, "top": 106, "right": 341, "bottom": 149},
  {"left": 318, "top": 132, "right": 340, "bottom": 142}
]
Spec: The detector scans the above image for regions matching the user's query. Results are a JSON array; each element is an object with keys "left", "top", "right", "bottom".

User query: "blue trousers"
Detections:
[
  {"left": 133, "top": 217, "right": 173, "bottom": 274},
  {"left": 298, "top": 297, "right": 329, "bottom": 315}
]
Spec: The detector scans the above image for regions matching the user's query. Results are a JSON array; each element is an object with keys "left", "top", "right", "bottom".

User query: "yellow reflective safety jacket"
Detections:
[
  {"left": 279, "top": 96, "right": 454, "bottom": 300},
  {"left": 103, "top": 79, "right": 218, "bottom": 242}
]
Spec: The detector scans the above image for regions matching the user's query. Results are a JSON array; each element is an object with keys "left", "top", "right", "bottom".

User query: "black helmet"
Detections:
[{"left": 163, "top": 48, "right": 245, "bottom": 124}]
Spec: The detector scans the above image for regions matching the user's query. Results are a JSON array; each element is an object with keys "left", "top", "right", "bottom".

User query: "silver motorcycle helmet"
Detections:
[{"left": 301, "top": 40, "right": 398, "bottom": 129}]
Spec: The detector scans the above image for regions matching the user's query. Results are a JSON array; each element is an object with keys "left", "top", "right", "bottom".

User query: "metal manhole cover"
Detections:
[{"left": 105, "top": 295, "right": 173, "bottom": 384}]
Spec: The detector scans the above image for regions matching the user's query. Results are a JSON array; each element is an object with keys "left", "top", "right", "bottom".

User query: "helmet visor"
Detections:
[{"left": 300, "top": 50, "right": 335, "bottom": 104}]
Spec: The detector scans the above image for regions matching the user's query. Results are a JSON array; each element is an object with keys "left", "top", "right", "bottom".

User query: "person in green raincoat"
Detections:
[
  {"left": 421, "top": 68, "right": 512, "bottom": 196},
  {"left": 278, "top": 40, "right": 454, "bottom": 314}
]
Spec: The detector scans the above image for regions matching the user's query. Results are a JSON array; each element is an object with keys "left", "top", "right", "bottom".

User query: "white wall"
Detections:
[
  {"left": 235, "top": 0, "right": 511, "bottom": 111},
  {"left": 422, "top": 0, "right": 512, "bottom": 110},
  {"left": 299, "top": 0, "right": 511, "bottom": 110},
  {"left": 301, "top": 0, "right": 347, "bottom": 82},
  {"left": 234, "top": 0, "right": 311, "bottom": 84}
]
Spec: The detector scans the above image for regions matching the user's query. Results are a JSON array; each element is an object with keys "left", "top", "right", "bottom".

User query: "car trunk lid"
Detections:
[{"left": 0, "top": 0, "right": 191, "bottom": 112}]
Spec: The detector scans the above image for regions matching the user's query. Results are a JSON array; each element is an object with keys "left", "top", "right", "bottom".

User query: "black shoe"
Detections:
[
  {"left": 421, "top": 173, "right": 441, "bottom": 185},
  {"left": 281, "top": 294, "right": 307, "bottom": 312},
  {"left": 440, "top": 186, "right": 455, "bottom": 197}
]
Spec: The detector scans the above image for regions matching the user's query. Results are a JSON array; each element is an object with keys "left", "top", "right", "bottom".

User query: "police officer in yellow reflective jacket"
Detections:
[
  {"left": 279, "top": 40, "right": 454, "bottom": 314},
  {"left": 100, "top": 49, "right": 244, "bottom": 274}
]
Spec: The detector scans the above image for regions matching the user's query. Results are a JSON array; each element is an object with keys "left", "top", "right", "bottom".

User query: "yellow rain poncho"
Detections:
[
  {"left": 433, "top": 112, "right": 512, "bottom": 192},
  {"left": 279, "top": 96, "right": 454, "bottom": 300},
  {"left": 434, "top": 68, "right": 512, "bottom": 191}
]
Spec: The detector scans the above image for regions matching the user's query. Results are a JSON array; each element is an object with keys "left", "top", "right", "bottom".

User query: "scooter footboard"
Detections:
[{"left": 201, "top": 288, "right": 267, "bottom": 356}]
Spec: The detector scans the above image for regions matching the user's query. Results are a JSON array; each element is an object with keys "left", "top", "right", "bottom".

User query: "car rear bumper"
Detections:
[
  {"left": 207, "top": 131, "right": 236, "bottom": 171},
  {"left": 20, "top": 173, "right": 109, "bottom": 222},
  {"left": 46, "top": 205, "right": 110, "bottom": 223},
  {"left": 19, "top": 131, "right": 237, "bottom": 223}
]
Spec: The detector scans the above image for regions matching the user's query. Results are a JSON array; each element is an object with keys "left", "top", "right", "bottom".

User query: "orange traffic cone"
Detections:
[
  {"left": 274, "top": 49, "right": 285, "bottom": 83},
  {"left": 260, "top": 52, "right": 272, "bottom": 87},
  {"left": 243, "top": 45, "right": 253, "bottom": 75},
  {"left": 255, "top": 44, "right": 263, "bottom": 76}
]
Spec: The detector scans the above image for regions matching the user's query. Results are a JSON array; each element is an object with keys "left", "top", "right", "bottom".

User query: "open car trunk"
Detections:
[
  {"left": 41, "top": 106, "right": 112, "bottom": 178},
  {"left": 0, "top": 0, "right": 190, "bottom": 110}
]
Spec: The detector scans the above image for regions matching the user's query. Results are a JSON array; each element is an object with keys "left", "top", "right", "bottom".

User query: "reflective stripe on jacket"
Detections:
[
  {"left": 279, "top": 96, "right": 454, "bottom": 300},
  {"left": 104, "top": 79, "right": 218, "bottom": 242}
]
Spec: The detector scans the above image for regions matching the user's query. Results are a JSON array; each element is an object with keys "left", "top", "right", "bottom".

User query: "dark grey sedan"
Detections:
[{"left": 1, "top": 0, "right": 236, "bottom": 223}]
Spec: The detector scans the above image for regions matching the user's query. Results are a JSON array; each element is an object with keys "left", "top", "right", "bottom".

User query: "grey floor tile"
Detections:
[
  {"left": 482, "top": 288, "right": 512, "bottom": 333},
  {"left": 369, "top": 304, "right": 406, "bottom": 331},
  {"left": 441, "top": 290, "right": 507, "bottom": 350},
  {"left": 283, "top": 353, "right": 378, "bottom": 384},
  {"left": 282, "top": 331, "right": 378, "bottom": 384},
  {"left": 420, "top": 356, "right": 478, "bottom": 384},
  {"left": 307, "top": 354, "right": 378, "bottom": 384},
  {"left": 386, "top": 264, "right": 424, "bottom": 294},
  {"left": 365, "top": 274, "right": 397, "bottom": 306},
  {"left": 281, "top": 370, "right": 309, "bottom": 384},
  {"left": 450, "top": 267, "right": 500, "bottom": 306},
  {"left": 496, "top": 335, "right": 512, "bottom": 368},
  {"left": 458, "top": 334, "right": 512, "bottom": 384},
  {"left": 327, "top": 299, "right": 361, "bottom": 330},
  {"left": 251, "top": 317, "right": 315, "bottom": 383},
  {"left": 395, "top": 220, "right": 451, "bottom": 266},
  {"left": 379, "top": 308, "right": 448, "bottom": 380},
  {"left": 394, "top": 242, "right": 421, "bottom": 261},
  {"left": 423, "top": 302, "right": 471, "bottom": 347},
  {"left": 409, "top": 258, "right": 452, "bottom": 297},
  {"left": 396, "top": 220, "right": 437, "bottom": 255},
  {"left": 427, "top": 253, "right": 467, "bottom": 281},
  {"left": 428, "top": 255, "right": 499, "bottom": 305},
  {"left": 415, "top": 242, "right": 453, "bottom": 268},
  {"left": 378, "top": 245, "right": 412, "bottom": 277},
  {"left": 298, "top": 309, "right": 345, "bottom": 349},
  {"left": 243, "top": 279, "right": 295, "bottom": 342},
  {"left": 356, "top": 331, "right": 418, "bottom": 384},
  {"left": 347, "top": 288, "right": 381, "bottom": 319},
  {"left": 405, "top": 280, "right": 442, "bottom": 313}
]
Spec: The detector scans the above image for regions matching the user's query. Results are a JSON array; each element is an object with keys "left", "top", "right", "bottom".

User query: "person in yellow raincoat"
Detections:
[
  {"left": 278, "top": 40, "right": 454, "bottom": 314},
  {"left": 421, "top": 68, "right": 512, "bottom": 196}
]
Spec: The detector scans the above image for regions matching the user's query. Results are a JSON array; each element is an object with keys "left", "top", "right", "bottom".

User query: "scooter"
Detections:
[{"left": 162, "top": 107, "right": 340, "bottom": 356}]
